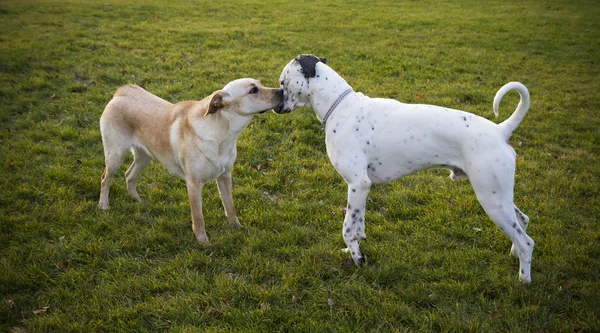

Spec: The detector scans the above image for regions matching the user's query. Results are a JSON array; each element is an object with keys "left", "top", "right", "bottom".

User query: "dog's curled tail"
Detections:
[{"left": 493, "top": 82, "right": 530, "bottom": 139}]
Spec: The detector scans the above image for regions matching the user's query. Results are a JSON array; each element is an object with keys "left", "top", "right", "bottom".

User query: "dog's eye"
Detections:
[{"left": 249, "top": 87, "right": 259, "bottom": 94}]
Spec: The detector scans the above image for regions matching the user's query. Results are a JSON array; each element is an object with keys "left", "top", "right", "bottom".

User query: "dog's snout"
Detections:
[{"left": 272, "top": 89, "right": 286, "bottom": 114}]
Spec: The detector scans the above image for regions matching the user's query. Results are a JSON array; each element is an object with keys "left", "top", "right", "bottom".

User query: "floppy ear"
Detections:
[
  {"left": 296, "top": 54, "right": 324, "bottom": 78},
  {"left": 205, "top": 91, "right": 229, "bottom": 116}
]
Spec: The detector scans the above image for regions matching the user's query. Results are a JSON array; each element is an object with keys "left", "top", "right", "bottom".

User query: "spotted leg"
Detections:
[
  {"left": 469, "top": 161, "right": 534, "bottom": 283},
  {"left": 342, "top": 178, "right": 372, "bottom": 265},
  {"left": 511, "top": 205, "right": 530, "bottom": 258}
]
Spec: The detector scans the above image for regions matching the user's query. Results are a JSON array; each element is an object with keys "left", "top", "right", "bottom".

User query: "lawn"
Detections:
[{"left": 1, "top": 0, "right": 599, "bottom": 331}]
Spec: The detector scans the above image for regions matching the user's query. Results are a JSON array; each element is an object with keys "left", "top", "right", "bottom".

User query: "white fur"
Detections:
[{"left": 278, "top": 57, "right": 534, "bottom": 283}]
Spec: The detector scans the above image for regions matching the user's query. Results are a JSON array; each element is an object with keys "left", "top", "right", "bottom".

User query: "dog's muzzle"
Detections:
[{"left": 273, "top": 89, "right": 290, "bottom": 114}]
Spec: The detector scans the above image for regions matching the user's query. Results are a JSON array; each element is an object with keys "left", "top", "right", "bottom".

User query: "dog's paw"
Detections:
[
  {"left": 519, "top": 273, "right": 532, "bottom": 284},
  {"left": 98, "top": 202, "right": 110, "bottom": 210},
  {"left": 230, "top": 218, "right": 242, "bottom": 229},
  {"left": 352, "top": 253, "right": 367, "bottom": 266},
  {"left": 195, "top": 231, "right": 209, "bottom": 243}
]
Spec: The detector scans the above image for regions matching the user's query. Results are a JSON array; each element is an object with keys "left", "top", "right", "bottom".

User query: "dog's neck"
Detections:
[
  {"left": 189, "top": 107, "right": 253, "bottom": 146},
  {"left": 306, "top": 65, "right": 354, "bottom": 122},
  {"left": 213, "top": 111, "right": 253, "bottom": 140}
]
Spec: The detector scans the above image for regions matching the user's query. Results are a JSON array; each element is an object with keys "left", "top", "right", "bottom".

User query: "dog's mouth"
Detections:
[{"left": 273, "top": 103, "right": 290, "bottom": 114}]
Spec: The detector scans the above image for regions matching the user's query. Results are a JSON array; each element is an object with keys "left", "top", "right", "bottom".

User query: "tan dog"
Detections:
[{"left": 98, "top": 79, "right": 283, "bottom": 242}]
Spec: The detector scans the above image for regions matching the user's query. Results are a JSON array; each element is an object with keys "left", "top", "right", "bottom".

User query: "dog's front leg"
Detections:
[
  {"left": 343, "top": 179, "right": 372, "bottom": 265},
  {"left": 186, "top": 179, "right": 208, "bottom": 242},
  {"left": 216, "top": 172, "right": 242, "bottom": 228}
]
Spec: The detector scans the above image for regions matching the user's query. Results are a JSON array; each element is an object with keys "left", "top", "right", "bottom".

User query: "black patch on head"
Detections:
[{"left": 295, "top": 54, "right": 326, "bottom": 78}]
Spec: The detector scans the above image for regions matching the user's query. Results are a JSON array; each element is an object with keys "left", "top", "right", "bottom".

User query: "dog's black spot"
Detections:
[
  {"left": 527, "top": 242, "right": 531, "bottom": 246},
  {"left": 517, "top": 228, "right": 522, "bottom": 235},
  {"left": 466, "top": 125, "right": 469, "bottom": 128},
  {"left": 379, "top": 162, "right": 382, "bottom": 165},
  {"left": 521, "top": 269, "right": 524, "bottom": 274},
  {"left": 352, "top": 189, "right": 356, "bottom": 192},
  {"left": 492, "top": 191, "right": 497, "bottom": 194},
  {"left": 348, "top": 204, "right": 352, "bottom": 210},
  {"left": 326, "top": 77, "right": 328, "bottom": 80},
  {"left": 333, "top": 129, "right": 336, "bottom": 133},
  {"left": 367, "top": 141, "right": 370, "bottom": 145},
  {"left": 462, "top": 116, "right": 467, "bottom": 121},
  {"left": 354, "top": 209, "right": 359, "bottom": 213},
  {"left": 351, "top": 213, "right": 356, "bottom": 218},
  {"left": 512, "top": 223, "right": 517, "bottom": 229},
  {"left": 346, "top": 228, "right": 350, "bottom": 233}
]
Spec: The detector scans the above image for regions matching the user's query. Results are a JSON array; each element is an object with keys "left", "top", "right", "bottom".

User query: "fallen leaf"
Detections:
[
  {"left": 415, "top": 93, "right": 424, "bottom": 99},
  {"left": 10, "top": 328, "right": 28, "bottom": 333},
  {"left": 327, "top": 298, "right": 334, "bottom": 307},
  {"left": 485, "top": 311, "right": 502, "bottom": 319},
  {"left": 58, "top": 236, "right": 65, "bottom": 242},
  {"left": 151, "top": 13, "right": 158, "bottom": 19},
  {"left": 562, "top": 281, "right": 574, "bottom": 290},
  {"left": 5, "top": 299, "right": 15, "bottom": 308},
  {"left": 49, "top": 94, "right": 56, "bottom": 100},
  {"left": 32, "top": 306, "right": 49, "bottom": 314},
  {"left": 262, "top": 192, "right": 279, "bottom": 201}
]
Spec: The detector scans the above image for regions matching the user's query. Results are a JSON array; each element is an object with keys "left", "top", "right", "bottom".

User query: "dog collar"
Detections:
[{"left": 321, "top": 88, "right": 353, "bottom": 131}]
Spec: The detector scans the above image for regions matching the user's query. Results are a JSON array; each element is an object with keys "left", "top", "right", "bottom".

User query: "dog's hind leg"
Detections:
[
  {"left": 511, "top": 205, "right": 530, "bottom": 258},
  {"left": 469, "top": 161, "right": 534, "bottom": 283},
  {"left": 342, "top": 177, "right": 372, "bottom": 265},
  {"left": 99, "top": 144, "right": 128, "bottom": 210},
  {"left": 98, "top": 119, "right": 131, "bottom": 210},
  {"left": 125, "top": 147, "right": 152, "bottom": 202}
]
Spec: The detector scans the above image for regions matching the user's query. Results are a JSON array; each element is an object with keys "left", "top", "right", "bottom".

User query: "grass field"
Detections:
[{"left": 1, "top": 0, "right": 599, "bottom": 331}]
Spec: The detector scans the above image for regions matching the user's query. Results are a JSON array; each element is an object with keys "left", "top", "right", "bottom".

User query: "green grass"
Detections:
[{"left": 1, "top": 0, "right": 599, "bottom": 331}]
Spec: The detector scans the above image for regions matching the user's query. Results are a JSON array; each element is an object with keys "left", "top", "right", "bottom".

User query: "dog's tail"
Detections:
[{"left": 493, "top": 82, "right": 530, "bottom": 140}]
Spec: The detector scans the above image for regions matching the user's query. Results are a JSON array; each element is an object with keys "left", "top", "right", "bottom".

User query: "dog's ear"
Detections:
[
  {"left": 205, "top": 91, "right": 230, "bottom": 116},
  {"left": 296, "top": 54, "right": 325, "bottom": 78}
]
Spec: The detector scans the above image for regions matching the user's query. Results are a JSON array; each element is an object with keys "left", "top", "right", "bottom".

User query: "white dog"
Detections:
[
  {"left": 99, "top": 79, "right": 283, "bottom": 242},
  {"left": 276, "top": 55, "right": 534, "bottom": 283}
]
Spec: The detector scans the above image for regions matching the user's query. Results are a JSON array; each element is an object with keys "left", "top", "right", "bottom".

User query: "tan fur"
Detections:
[{"left": 99, "top": 79, "right": 282, "bottom": 242}]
